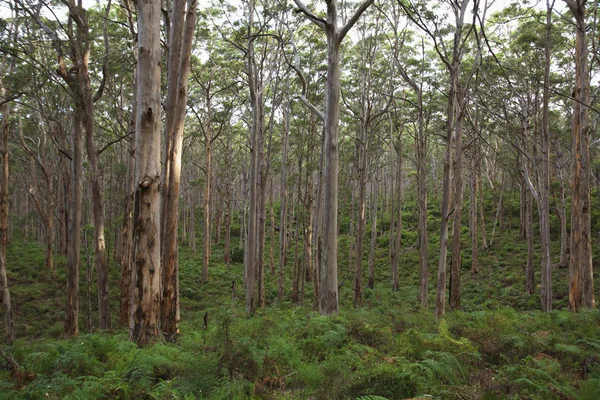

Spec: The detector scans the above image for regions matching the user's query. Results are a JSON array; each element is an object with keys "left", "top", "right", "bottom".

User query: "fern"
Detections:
[
  {"left": 355, "top": 396, "right": 390, "bottom": 400},
  {"left": 576, "top": 338, "right": 600, "bottom": 352},
  {"left": 418, "top": 351, "right": 463, "bottom": 385}
]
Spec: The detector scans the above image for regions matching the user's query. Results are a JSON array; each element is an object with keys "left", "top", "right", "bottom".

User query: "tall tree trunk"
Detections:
[
  {"left": 470, "top": 142, "right": 479, "bottom": 275},
  {"left": 567, "top": 0, "right": 594, "bottom": 311},
  {"left": 416, "top": 93, "right": 428, "bottom": 307},
  {"left": 367, "top": 165, "right": 379, "bottom": 290},
  {"left": 435, "top": 1, "right": 471, "bottom": 318},
  {"left": 278, "top": 91, "right": 289, "bottom": 300},
  {"left": 257, "top": 164, "right": 267, "bottom": 307},
  {"left": 391, "top": 132, "right": 402, "bottom": 292},
  {"left": 353, "top": 123, "right": 367, "bottom": 305},
  {"left": 556, "top": 167, "right": 568, "bottom": 268},
  {"left": 519, "top": 183, "right": 527, "bottom": 240},
  {"left": 449, "top": 103, "right": 465, "bottom": 311},
  {"left": 0, "top": 251, "right": 14, "bottom": 343},
  {"left": 119, "top": 105, "right": 136, "bottom": 328},
  {"left": 312, "top": 129, "right": 324, "bottom": 311},
  {"left": 269, "top": 179, "right": 276, "bottom": 275},
  {"left": 525, "top": 188, "right": 535, "bottom": 294},
  {"left": 538, "top": 0, "right": 553, "bottom": 312},
  {"left": 190, "top": 198, "right": 197, "bottom": 253},
  {"left": 65, "top": 110, "right": 83, "bottom": 338},
  {"left": 489, "top": 172, "right": 504, "bottom": 247},
  {"left": 161, "top": 0, "right": 196, "bottom": 341},
  {"left": 294, "top": 0, "right": 374, "bottom": 316},
  {"left": 130, "top": 0, "right": 162, "bottom": 345},
  {"left": 245, "top": 4, "right": 261, "bottom": 314},
  {"left": 203, "top": 106, "right": 212, "bottom": 283},
  {"left": 0, "top": 73, "right": 14, "bottom": 343},
  {"left": 303, "top": 171, "right": 313, "bottom": 303},
  {"left": 389, "top": 154, "right": 397, "bottom": 290},
  {"left": 292, "top": 158, "right": 303, "bottom": 303},
  {"left": 435, "top": 81, "right": 457, "bottom": 318},
  {"left": 224, "top": 195, "right": 231, "bottom": 269},
  {"left": 478, "top": 166, "right": 487, "bottom": 250},
  {"left": 83, "top": 70, "right": 111, "bottom": 331}
]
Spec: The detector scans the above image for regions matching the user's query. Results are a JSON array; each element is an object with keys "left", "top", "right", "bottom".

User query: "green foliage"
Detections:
[
  {"left": 3, "top": 183, "right": 600, "bottom": 399},
  {"left": 354, "top": 396, "right": 390, "bottom": 400}
]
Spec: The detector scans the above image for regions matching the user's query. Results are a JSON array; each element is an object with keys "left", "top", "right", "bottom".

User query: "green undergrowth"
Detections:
[
  {"left": 1, "top": 305, "right": 599, "bottom": 399},
  {"left": 1, "top": 198, "right": 600, "bottom": 398}
]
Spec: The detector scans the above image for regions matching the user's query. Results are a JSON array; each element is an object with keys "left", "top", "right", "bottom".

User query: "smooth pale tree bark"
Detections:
[
  {"left": 292, "top": 156, "right": 304, "bottom": 303},
  {"left": 120, "top": 0, "right": 137, "bottom": 327},
  {"left": 367, "top": 161, "right": 380, "bottom": 290},
  {"left": 0, "top": 76, "right": 11, "bottom": 272},
  {"left": 565, "top": 0, "right": 594, "bottom": 311},
  {"left": 278, "top": 88, "right": 290, "bottom": 300},
  {"left": 257, "top": 79, "right": 280, "bottom": 307},
  {"left": 66, "top": 110, "right": 83, "bottom": 338},
  {"left": 519, "top": 111, "right": 536, "bottom": 295},
  {"left": 351, "top": 85, "right": 391, "bottom": 300},
  {"left": 398, "top": 0, "right": 472, "bottom": 316},
  {"left": 224, "top": 197, "right": 231, "bottom": 268},
  {"left": 160, "top": 0, "right": 186, "bottom": 224},
  {"left": 130, "top": 0, "right": 162, "bottom": 346},
  {"left": 202, "top": 92, "right": 213, "bottom": 283},
  {"left": 353, "top": 120, "right": 368, "bottom": 304},
  {"left": 478, "top": 168, "right": 487, "bottom": 250},
  {"left": 0, "top": 250, "right": 13, "bottom": 343},
  {"left": 350, "top": 19, "right": 391, "bottom": 300},
  {"left": 83, "top": 66, "right": 111, "bottom": 331},
  {"left": 435, "top": 66, "right": 458, "bottom": 317},
  {"left": 120, "top": 107, "right": 136, "bottom": 328},
  {"left": 517, "top": 0, "right": 554, "bottom": 310},
  {"left": 396, "top": 62, "right": 427, "bottom": 305},
  {"left": 389, "top": 125, "right": 402, "bottom": 292},
  {"left": 269, "top": 179, "right": 275, "bottom": 276},
  {"left": 555, "top": 165, "right": 568, "bottom": 268},
  {"left": 244, "top": 0, "right": 262, "bottom": 314},
  {"left": 302, "top": 170, "right": 314, "bottom": 302},
  {"left": 294, "top": 0, "right": 374, "bottom": 315},
  {"left": 0, "top": 72, "right": 15, "bottom": 343},
  {"left": 519, "top": 183, "right": 526, "bottom": 240},
  {"left": 242, "top": 4, "right": 283, "bottom": 313},
  {"left": 525, "top": 186, "right": 535, "bottom": 294},
  {"left": 312, "top": 130, "right": 324, "bottom": 311},
  {"left": 161, "top": 0, "right": 197, "bottom": 341},
  {"left": 538, "top": 0, "right": 554, "bottom": 311},
  {"left": 470, "top": 142, "right": 479, "bottom": 275}
]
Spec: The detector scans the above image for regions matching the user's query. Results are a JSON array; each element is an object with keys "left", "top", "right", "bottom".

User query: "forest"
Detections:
[{"left": 0, "top": 0, "right": 600, "bottom": 398}]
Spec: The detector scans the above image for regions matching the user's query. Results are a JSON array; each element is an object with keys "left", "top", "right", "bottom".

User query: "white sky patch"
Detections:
[{"left": 0, "top": 0, "right": 99, "bottom": 20}]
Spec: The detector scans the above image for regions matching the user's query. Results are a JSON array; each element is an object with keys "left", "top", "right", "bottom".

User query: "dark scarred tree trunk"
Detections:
[
  {"left": 130, "top": 0, "right": 162, "bottom": 346},
  {"left": 566, "top": 0, "right": 594, "bottom": 311}
]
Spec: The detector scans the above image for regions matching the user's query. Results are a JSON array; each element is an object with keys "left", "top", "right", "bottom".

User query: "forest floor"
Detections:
[{"left": 0, "top": 220, "right": 600, "bottom": 399}]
